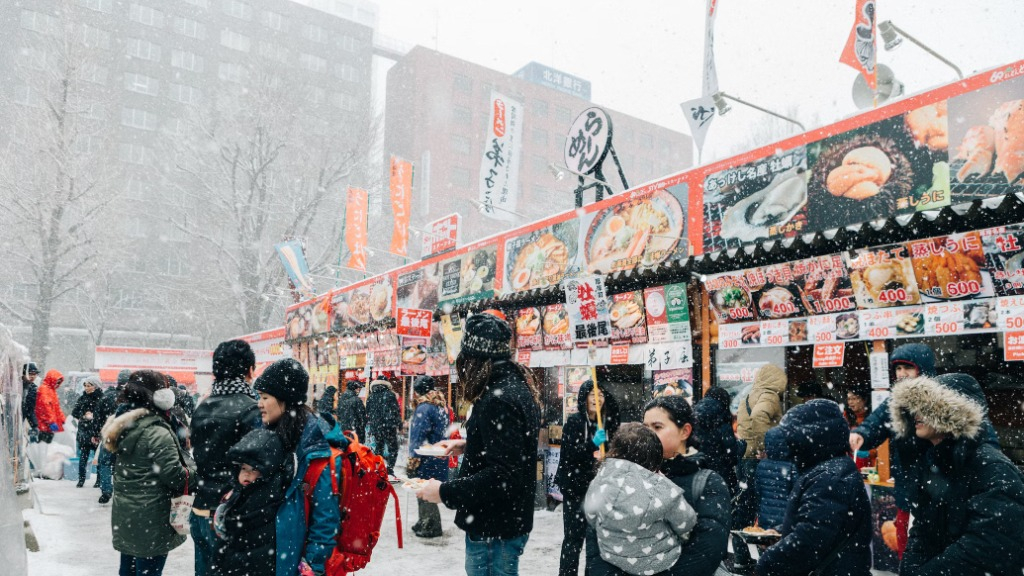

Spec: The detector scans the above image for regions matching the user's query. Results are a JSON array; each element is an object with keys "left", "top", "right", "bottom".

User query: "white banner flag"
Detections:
[
  {"left": 702, "top": 0, "right": 720, "bottom": 97},
  {"left": 479, "top": 91, "right": 523, "bottom": 222},
  {"left": 680, "top": 96, "right": 717, "bottom": 153}
]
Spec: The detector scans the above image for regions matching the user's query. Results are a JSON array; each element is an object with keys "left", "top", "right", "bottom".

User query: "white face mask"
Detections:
[{"left": 153, "top": 388, "right": 176, "bottom": 411}]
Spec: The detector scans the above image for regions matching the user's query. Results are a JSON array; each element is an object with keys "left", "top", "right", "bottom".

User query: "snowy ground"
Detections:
[{"left": 24, "top": 475, "right": 566, "bottom": 575}]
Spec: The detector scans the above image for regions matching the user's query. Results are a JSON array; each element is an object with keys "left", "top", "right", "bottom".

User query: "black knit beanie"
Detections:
[
  {"left": 413, "top": 375, "right": 437, "bottom": 396},
  {"left": 254, "top": 359, "right": 309, "bottom": 405},
  {"left": 460, "top": 313, "right": 513, "bottom": 360}
]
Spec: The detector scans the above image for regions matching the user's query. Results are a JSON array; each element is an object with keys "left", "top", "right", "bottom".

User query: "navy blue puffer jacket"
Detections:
[{"left": 755, "top": 427, "right": 797, "bottom": 530}]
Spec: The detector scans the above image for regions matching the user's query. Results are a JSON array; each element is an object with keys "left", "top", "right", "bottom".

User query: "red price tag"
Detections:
[{"left": 813, "top": 343, "right": 846, "bottom": 368}]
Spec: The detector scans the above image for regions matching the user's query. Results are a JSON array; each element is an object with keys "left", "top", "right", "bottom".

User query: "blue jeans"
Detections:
[
  {"left": 97, "top": 445, "right": 115, "bottom": 495},
  {"left": 465, "top": 534, "right": 529, "bottom": 576},
  {"left": 77, "top": 446, "right": 96, "bottom": 482},
  {"left": 119, "top": 553, "right": 167, "bottom": 576},
  {"left": 190, "top": 512, "right": 219, "bottom": 576}
]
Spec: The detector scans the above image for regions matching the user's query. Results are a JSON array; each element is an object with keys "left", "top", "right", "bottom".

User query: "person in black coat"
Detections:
[
  {"left": 366, "top": 379, "right": 401, "bottom": 476},
  {"left": 755, "top": 427, "right": 797, "bottom": 530},
  {"left": 693, "top": 387, "right": 742, "bottom": 497},
  {"left": 190, "top": 340, "right": 261, "bottom": 576},
  {"left": 176, "top": 385, "right": 196, "bottom": 418},
  {"left": 336, "top": 380, "right": 367, "bottom": 438},
  {"left": 889, "top": 374, "right": 1024, "bottom": 576},
  {"left": 555, "top": 380, "right": 620, "bottom": 576},
  {"left": 316, "top": 385, "right": 337, "bottom": 418},
  {"left": 213, "top": 428, "right": 293, "bottom": 576},
  {"left": 22, "top": 363, "right": 40, "bottom": 443},
  {"left": 417, "top": 313, "right": 541, "bottom": 575},
  {"left": 756, "top": 400, "right": 871, "bottom": 576},
  {"left": 71, "top": 376, "right": 104, "bottom": 487}
]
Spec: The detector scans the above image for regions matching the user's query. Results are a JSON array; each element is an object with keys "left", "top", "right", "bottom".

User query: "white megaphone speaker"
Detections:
[{"left": 852, "top": 64, "right": 904, "bottom": 109}]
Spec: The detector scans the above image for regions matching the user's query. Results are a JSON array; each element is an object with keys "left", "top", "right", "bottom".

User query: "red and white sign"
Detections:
[
  {"left": 94, "top": 346, "right": 214, "bottom": 386},
  {"left": 1004, "top": 332, "right": 1024, "bottom": 361},
  {"left": 610, "top": 344, "right": 630, "bottom": 365},
  {"left": 421, "top": 213, "right": 462, "bottom": 258},
  {"left": 813, "top": 343, "right": 846, "bottom": 368},
  {"left": 517, "top": 348, "right": 532, "bottom": 366},
  {"left": 237, "top": 327, "right": 292, "bottom": 364},
  {"left": 396, "top": 308, "right": 433, "bottom": 338}
]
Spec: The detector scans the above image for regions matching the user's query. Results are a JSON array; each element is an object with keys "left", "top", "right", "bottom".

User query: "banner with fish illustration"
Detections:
[
  {"left": 839, "top": 0, "right": 877, "bottom": 90},
  {"left": 389, "top": 156, "right": 413, "bottom": 256}
]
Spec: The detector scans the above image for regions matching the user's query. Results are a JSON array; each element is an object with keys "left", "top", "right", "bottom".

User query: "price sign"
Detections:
[
  {"left": 610, "top": 344, "right": 630, "bottom": 365},
  {"left": 517, "top": 348, "right": 532, "bottom": 366},
  {"left": 998, "top": 296, "right": 1024, "bottom": 331},
  {"left": 870, "top": 352, "right": 890, "bottom": 389},
  {"left": 861, "top": 309, "right": 899, "bottom": 340},
  {"left": 1005, "top": 332, "right": 1024, "bottom": 362},
  {"left": 813, "top": 343, "right": 846, "bottom": 368},
  {"left": 718, "top": 324, "right": 743, "bottom": 350},
  {"left": 760, "top": 320, "right": 788, "bottom": 347},
  {"left": 925, "top": 303, "right": 965, "bottom": 336},
  {"left": 809, "top": 315, "right": 837, "bottom": 343}
]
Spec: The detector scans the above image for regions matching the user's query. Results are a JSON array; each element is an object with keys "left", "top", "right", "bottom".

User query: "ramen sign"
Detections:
[{"left": 564, "top": 107, "right": 612, "bottom": 175}]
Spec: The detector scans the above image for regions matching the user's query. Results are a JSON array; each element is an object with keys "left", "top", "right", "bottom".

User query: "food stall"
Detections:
[{"left": 282, "top": 59, "right": 1024, "bottom": 555}]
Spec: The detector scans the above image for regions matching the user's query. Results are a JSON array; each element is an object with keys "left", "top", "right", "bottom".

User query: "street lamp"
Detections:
[
  {"left": 878, "top": 20, "right": 963, "bottom": 79},
  {"left": 712, "top": 91, "right": 805, "bottom": 132}
]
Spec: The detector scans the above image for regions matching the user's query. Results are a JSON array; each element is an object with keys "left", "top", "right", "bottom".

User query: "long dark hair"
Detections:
[
  {"left": 268, "top": 402, "right": 317, "bottom": 454},
  {"left": 456, "top": 355, "right": 540, "bottom": 405},
  {"left": 645, "top": 395, "right": 700, "bottom": 450}
]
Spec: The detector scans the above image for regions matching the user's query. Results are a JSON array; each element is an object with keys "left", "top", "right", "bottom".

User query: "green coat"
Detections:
[{"left": 102, "top": 408, "right": 196, "bottom": 557}]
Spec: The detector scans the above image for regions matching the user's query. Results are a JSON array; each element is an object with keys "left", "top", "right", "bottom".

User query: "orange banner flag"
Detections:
[
  {"left": 389, "top": 157, "right": 413, "bottom": 256},
  {"left": 345, "top": 187, "right": 368, "bottom": 271},
  {"left": 840, "top": 0, "right": 877, "bottom": 90}
]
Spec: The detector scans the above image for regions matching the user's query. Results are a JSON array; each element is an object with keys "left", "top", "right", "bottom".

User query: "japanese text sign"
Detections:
[
  {"left": 345, "top": 187, "right": 368, "bottom": 271},
  {"left": 422, "top": 213, "right": 461, "bottom": 258},
  {"left": 813, "top": 343, "right": 846, "bottom": 368},
  {"left": 389, "top": 157, "right": 413, "bottom": 256},
  {"left": 564, "top": 107, "right": 612, "bottom": 176},
  {"left": 396, "top": 308, "right": 433, "bottom": 338},
  {"left": 564, "top": 275, "right": 610, "bottom": 343},
  {"left": 479, "top": 91, "right": 523, "bottom": 222}
]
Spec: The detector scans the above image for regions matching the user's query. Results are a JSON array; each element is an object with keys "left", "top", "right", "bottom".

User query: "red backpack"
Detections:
[{"left": 302, "top": 432, "right": 403, "bottom": 575}]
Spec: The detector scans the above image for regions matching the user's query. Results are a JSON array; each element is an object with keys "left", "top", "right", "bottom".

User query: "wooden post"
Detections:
[
  {"left": 872, "top": 339, "right": 892, "bottom": 482},
  {"left": 701, "top": 287, "right": 712, "bottom": 395}
]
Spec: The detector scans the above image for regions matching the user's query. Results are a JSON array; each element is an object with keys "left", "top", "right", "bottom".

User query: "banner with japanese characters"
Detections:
[
  {"left": 421, "top": 213, "right": 461, "bottom": 258},
  {"left": 564, "top": 275, "right": 611, "bottom": 342},
  {"left": 542, "top": 304, "right": 572, "bottom": 350},
  {"left": 396, "top": 308, "right": 432, "bottom": 338},
  {"left": 478, "top": 91, "right": 523, "bottom": 222},
  {"left": 438, "top": 245, "right": 498, "bottom": 307},
  {"left": 706, "top": 272, "right": 757, "bottom": 324},
  {"left": 845, "top": 244, "right": 924, "bottom": 309},
  {"left": 345, "top": 187, "right": 368, "bottom": 271},
  {"left": 515, "top": 307, "right": 544, "bottom": 350},
  {"left": 389, "top": 157, "right": 413, "bottom": 256},
  {"left": 608, "top": 292, "right": 647, "bottom": 344}
]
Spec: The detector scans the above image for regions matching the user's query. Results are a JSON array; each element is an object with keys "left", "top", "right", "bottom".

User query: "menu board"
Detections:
[
  {"left": 515, "top": 307, "right": 544, "bottom": 350},
  {"left": 504, "top": 220, "right": 579, "bottom": 293},
  {"left": 703, "top": 147, "right": 809, "bottom": 252},
  {"left": 285, "top": 301, "right": 314, "bottom": 340},
  {"left": 440, "top": 314, "right": 463, "bottom": 364},
  {"left": 608, "top": 291, "right": 647, "bottom": 344},
  {"left": 745, "top": 262, "right": 808, "bottom": 320},
  {"left": 982, "top": 225, "right": 1024, "bottom": 296},
  {"left": 396, "top": 264, "right": 441, "bottom": 311},
  {"left": 438, "top": 246, "right": 498, "bottom": 306},
  {"left": 906, "top": 231, "right": 994, "bottom": 302},
  {"left": 582, "top": 182, "right": 688, "bottom": 273},
  {"left": 542, "top": 304, "right": 572, "bottom": 350},
  {"left": 706, "top": 272, "right": 757, "bottom": 324},
  {"left": 844, "top": 244, "right": 923, "bottom": 309},
  {"left": 332, "top": 276, "right": 395, "bottom": 329},
  {"left": 794, "top": 254, "right": 858, "bottom": 315}
]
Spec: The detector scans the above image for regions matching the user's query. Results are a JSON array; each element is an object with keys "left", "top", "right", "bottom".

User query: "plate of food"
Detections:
[
  {"left": 543, "top": 306, "right": 570, "bottom": 336},
  {"left": 836, "top": 313, "right": 860, "bottom": 340},
  {"left": 369, "top": 282, "right": 393, "bottom": 321},
  {"left": 896, "top": 311, "right": 924, "bottom": 335},
  {"left": 788, "top": 319, "right": 808, "bottom": 343},
  {"left": 609, "top": 297, "right": 644, "bottom": 330},
  {"left": 516, "top": 307, "right": 542, "bottom": 336},
  {"left": 756, "top": 284, "right": 804, "bottom": 319},
  {"left": 732, "top": 527, "right": 782, "bottom": 546},
  {"left": 712, "top": 285, "right": 753, "bottom": 322},
  {"left": 402, "top": 478, "right": 430, "bottom": 490},
  {"left": 415, "top": 444, "right": 448, "bottom": 457},
  {"left": 585, "top": 190, "right": 684, "bottom": 273},
  {"left": 741, "top": 324, "right": 761, "bottom": 345},
  {"left": 401, "top": 345, "right": 427, "bottom": 365},
  {"left": 911, "top": 239, "right": 991, "bottom": 300},
  {"left": 507, "top": 223, "right": 577, "bottom": 292},
  {"left": 460, "top": 250, "right": 497, "bottom": 295},
  {"left": 850, "top": 258, "right": 922, "bottom": 308},
  {"left": 347, "top": 292, "right": 372, "bottom": 325}
]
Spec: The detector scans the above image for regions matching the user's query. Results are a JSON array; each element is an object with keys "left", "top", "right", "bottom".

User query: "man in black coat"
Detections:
[
  {"left": 71, "top": 376, "right": 104, "bottom": 487},
  {"left": 417, "top": 313, "right": 541, "bottom": 576},
  {"left": 316, "top": 385, "right": 337, "bottom": 420},
  {"left": 693, "top": 387, "right": 742, "bottom": 497},
  {"left": 190, "top": 340, "right": 261, "bottom": 576},
  {"left": 21, "top": 362, "right": 39, "bottom": 443},
  {"left": 366, "top": 379, "right": 401, "bottom": 477},
  {"left": 890, "top": 374, "right": 1024, "bottom": 575},
  {"left": 756, "top": 400, "right": 872, "bottom": 576},
  {"left": 336, "top": 380, "right": 367, "bottom": 439}
]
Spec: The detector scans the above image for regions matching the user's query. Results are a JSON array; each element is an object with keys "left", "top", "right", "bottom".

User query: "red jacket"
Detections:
[{"left": 35, "top": 369, "right": 66, "bottom": 432}]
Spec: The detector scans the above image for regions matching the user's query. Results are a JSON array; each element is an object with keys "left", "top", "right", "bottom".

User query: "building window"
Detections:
[
  {"left": 532, "top": 128, "right": 547, "bottom": 147},
  {"left": 169, "top": 83, "right": 200, "bottom": 105},
  {"left": 121, "top": 107, "right": 158, "bottom": 131},
  {"left": 119, "top": 143, "right": 151, "bottom": 165},
  {"left": 555, "top": 106, "right": 572, "bottom": 125},
  {"left": 299, "top": 53, "right": 327, "bottom": 74},
  {"left": 173, "top": 16, "right": 204, "bottom": 39},
  {"left": 453, "top": 74, "right": 472, "bottom": 93},
  {"left": 340, "top": 35, "right": 357, "bottom": 52},
  {"left": 129, "top": 3, "right": 164, "bottom": 28},
  {"left": 532, "top": 100, "right": 549, "bottom": 117},
  {"left": 171, "top": 50, "right": 204, "bottom": 72},
  {"left": 303, "top": 24, "right": 327, "bottom": 43},
  {"left": 258, "top": 42, "right": 288, "bottom": 63},
  {"left": 114, "top": 287, "right": 145, "bottom": 310},
  {"left": 77, "top": 0, "right": 112, "bottom": 12},
  {"left": 124, "top": 72, "right": 158, "bottom": 96},
  {"left": 222, "top": 0, "right": 252, "bottom": 20},
  {"left": 260, "top": 10, "right": 283, "bottom": 30},
  {"left": 161, "top": 253, "right": 188, "bottom": 276},
  {"left": 80, "top": 24, "right": 111, "bottom": 49},
  {"left": 82, "top": 63, "right": 108, "bottom": 85},
  {"left": 20, "top": 10, "right": 57, "bottom": 35},
  {"left": 218, "top": 62, "right": 247, "bottom": 83},
  {"left": 450, "top": 135, "right": 471, "bottom": 156},
  {"left": 532, "top": 154, "right": 546, "bottom": 173},
  {"left": 19, "top": 47, "right": 47, "bottom": 71},
  {"left": 335, "top": 63, "right": 358, "bottom": 82},
  {"left": 220, "top": 29, "right": 251, "bottom": 52},
  {"left": 126, "top": 38, "right": 161, "bottom": 62},
  {"left": 453, "top": 105, "right": 472, "bottom": 126},
  {"left": 451, "top": 166, "right": 471, "bottom": 188}
]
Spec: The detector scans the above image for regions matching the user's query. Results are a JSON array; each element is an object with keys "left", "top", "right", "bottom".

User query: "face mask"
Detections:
[{"left": 153, "top": 388, "right": 176, "bottom": 411}]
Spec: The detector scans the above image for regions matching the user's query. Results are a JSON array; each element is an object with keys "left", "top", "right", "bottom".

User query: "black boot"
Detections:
[
  {"left": 98, "top": 493, "right": 111, "bottom": 504},
  {"left": 415, "top": 500, "right": 442, "bottom": 538},
  {"left": 76, "top": 479, "right": 85, "bottom": 488}
]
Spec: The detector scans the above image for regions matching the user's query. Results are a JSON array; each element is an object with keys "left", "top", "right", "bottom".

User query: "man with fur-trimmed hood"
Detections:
[{"left": 890, "top": 374, "right": 1024, "bottom": 575}]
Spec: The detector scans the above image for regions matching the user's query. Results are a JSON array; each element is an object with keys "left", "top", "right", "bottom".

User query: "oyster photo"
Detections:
[{"left": 720, "top": 168, "right": 807, "bottom": 243}]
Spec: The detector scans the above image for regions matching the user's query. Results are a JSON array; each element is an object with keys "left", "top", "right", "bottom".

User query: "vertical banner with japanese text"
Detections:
[
  {"left": 840, "top": 0, "right": 877, "bottom": 89},
  {"left": 345, "top": 187, "right": 368, "bottom": 271},
  {"left": 389, "top": 156, "right": 413, "bottom": 256},
  {"left": 479, "top": 91, "right": 523, "bottom": 222}
]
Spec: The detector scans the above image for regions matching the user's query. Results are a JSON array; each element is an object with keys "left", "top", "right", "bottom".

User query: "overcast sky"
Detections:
[{"left": 374, "top": 0, "right": 1024, "bottom": 164}]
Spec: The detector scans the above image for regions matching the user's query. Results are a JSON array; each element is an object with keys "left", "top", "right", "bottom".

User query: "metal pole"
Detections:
[
  {"left": 720, "top": 92, "right": 806, "bottom": 132},
  {"left": 608, "top": 143, "right": 629, "bottom": 190},
  {"left": 888, "top": 22, "right": 963, "bottom": 79}
]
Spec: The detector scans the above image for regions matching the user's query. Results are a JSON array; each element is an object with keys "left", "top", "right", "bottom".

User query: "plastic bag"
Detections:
[{"left": 169, "top": 469, "right": 194, "bottom": 535}]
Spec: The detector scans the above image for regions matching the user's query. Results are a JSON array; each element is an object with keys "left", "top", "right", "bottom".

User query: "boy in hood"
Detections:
[
  {"left": 213, "top": 428, "right": 294, "bottom": 576},
  {"left": 889, "top": 374, "right": 1024, "bottom": 576},
  {"left": 35, "top": 369, "right": 66, "bottom": 443}
]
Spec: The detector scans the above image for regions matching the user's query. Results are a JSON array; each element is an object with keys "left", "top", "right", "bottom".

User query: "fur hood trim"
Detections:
[
  {"left": 100, "top": 408, "right": 149, "bottom": 452},
  {"left": 888, "top": 376, "right": 983, "bottom": 440}
]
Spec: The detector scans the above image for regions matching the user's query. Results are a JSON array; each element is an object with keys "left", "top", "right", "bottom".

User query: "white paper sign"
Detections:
[
  {"left": 479, "top": 91, "right": 523, "bottom": 221},
  {"left": 870, "top": 351, "right": 890, "bottom": 390}
]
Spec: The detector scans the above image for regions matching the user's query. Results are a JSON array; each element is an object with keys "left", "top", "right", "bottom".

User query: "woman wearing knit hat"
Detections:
[
  {"left": 889, "top": 374, "right": 1024, "bottom": 575},
  {"left": 417, "top": 313, "right": 541, "bottom": 575},
  {"left": 408, "top": 375, "right": 449, "bottom": 538},
  {"left": 254, "top": 358, "right": 344, "bottom": 576}
]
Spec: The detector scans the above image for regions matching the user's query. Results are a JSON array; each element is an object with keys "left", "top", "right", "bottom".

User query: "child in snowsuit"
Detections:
[
  {"left": 755, "top": 426, "right": 798, "bottom": 531},
  {"left": 584, "top": 422, "right": 697, "bottom": 576},
  {"left": 213, "top": 429, "right": 294, "bottom": 576}
]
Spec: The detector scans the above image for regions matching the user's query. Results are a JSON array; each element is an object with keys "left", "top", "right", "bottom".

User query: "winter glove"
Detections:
[
  {"left": 49, "top": 423, "right": 59, "bottom": 432},
  {"left": 592, "top": 428, "right": 607, "bottom": 448}
]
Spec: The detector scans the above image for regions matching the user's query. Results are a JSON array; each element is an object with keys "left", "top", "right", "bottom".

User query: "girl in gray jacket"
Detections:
[{"left": 584, "top": 423, "right": 697, "bottom": 576}]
